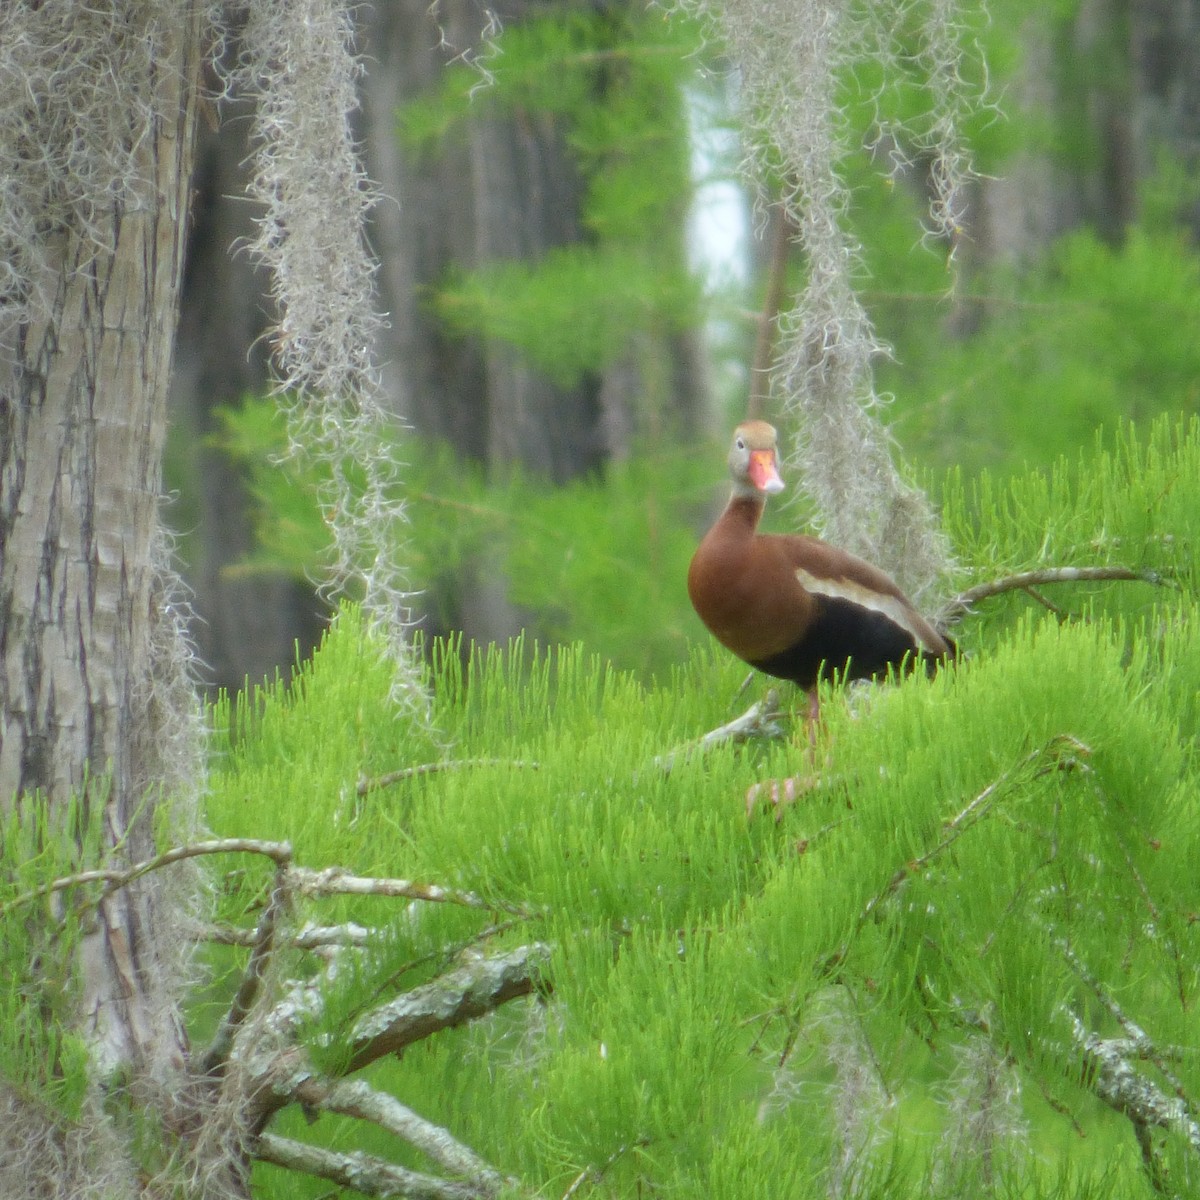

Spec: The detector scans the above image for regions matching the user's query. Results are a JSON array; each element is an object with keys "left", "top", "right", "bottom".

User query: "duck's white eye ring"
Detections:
[{"left": 735, "top": 436, "right": 746, "bottom": 451}]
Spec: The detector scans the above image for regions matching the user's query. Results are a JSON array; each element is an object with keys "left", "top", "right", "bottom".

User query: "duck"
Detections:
[{"left": 687, "top": 420, "right": 954, "bottom": 724}]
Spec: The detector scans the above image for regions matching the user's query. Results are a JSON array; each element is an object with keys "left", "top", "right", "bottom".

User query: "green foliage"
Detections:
[
  {"left": 433, "top": 246, "right": 696, "bottom": 386},
  {"left": 202, "top": 419, "right": 1200, "bottom": 1199},
  {"left": 207, "top": 398, "right": 337, "bottom": 582},
  {"left": 400, "top": 5, "right": 701, "bottom": 385},
  {"left": 0, "top": 789, "right": 106, "bottom": 1122},
  {"left": 211, "top": 400, "right": 718, "bottom": 678},
  {"left": 878, "top": 228, "right": 1200, "bottom": 479},
  {"left": 943, "top": 415, "right": 1200, "bottom": 651},
  {"left": 816, "top": 0, "right": 1200, "bottom": 486}
]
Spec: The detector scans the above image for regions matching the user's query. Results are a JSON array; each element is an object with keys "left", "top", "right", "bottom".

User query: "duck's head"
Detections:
[{"left": 729, "top": 420, "right": 785, "bottom": 498}]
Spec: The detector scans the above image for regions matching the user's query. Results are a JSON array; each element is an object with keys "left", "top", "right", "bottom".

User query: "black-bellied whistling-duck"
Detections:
[{"left": 688, "top": 420, "right": 954, "bottom": 724}]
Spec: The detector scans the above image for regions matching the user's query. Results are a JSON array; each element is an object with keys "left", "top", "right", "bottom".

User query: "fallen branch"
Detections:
[
  {"left": 256, "top": 1131, "right": 491, "bottom": 1200},
  {"left": 947, "top": 565, "right": 1167, "bottom": 620}
]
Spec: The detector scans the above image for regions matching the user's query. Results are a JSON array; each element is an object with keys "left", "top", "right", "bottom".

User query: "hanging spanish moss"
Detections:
[
  {"left": 225, "top": 0, "right": 426, "bottom": 713},
  {"left": 675, "top": 0, "right": 987, "bottom": 613}
]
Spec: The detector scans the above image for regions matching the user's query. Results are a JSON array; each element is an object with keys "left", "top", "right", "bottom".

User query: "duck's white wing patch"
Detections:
[{"left": 794, "top": 567, "right": 936, "bottom": 652}]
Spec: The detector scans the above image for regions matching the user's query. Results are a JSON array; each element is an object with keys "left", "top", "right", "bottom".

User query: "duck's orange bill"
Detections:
[{"left": 748, "top": 449, "right": 785, "bottom": 494}]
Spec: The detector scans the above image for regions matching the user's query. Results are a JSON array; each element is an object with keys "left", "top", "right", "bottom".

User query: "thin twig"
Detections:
[
  {"left": 824, "top": 737, "right": 1089, "bottom": 975},
  {"left": 0, "top": 838, "right": 293, "bottom": 918},
  {"left": 1019, "top": 585, "right": 1065, "bottom": 615},
  {"left": 947, "top": 565, "right": 1167, "bottom": 620},
  {"left": 357, "top": 758, "right": 539, "bottom": 796},
  {"left": 560, "top": 1138, "right": 650, "bottom": 1200}
]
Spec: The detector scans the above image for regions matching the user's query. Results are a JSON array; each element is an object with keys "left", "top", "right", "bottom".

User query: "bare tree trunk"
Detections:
[
  {"left": 1131, "top": 0, "right": 1200, "bottom": 234},
  {"left": 361, "top": 0, "right": 602, "bottom": 481},
  {"left": 0, "top": 3, "right": 204, "bottom": 1193},
  {"left": 358, "top": 0, "right": 705, "bottom": 646}
]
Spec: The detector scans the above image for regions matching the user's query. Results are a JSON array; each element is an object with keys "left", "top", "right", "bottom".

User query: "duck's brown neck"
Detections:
[{"left": 723, "top": 493, "right": 765, "bottom": 536}]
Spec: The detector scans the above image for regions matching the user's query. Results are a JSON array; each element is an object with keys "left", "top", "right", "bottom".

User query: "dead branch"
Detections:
[
  {"left": 0, "top": 837, "right": 293, "bottom": 918},
  {"left": 202, "top": 865, "right": 292, "bottom": 1077},
  {"left": 200, "top": 919, "right": 375, "bottom": 949},
  {"left": 947, "top": 565, "right": 1167, "bottom": 620},
  {"left": 288, "top": 865, "right": 528, "bottom": 915},
  {"left": 291, "top": 1077, "right": 513, "bottom": 1193},
  {"left": 255, "top": 1131, "right": 492, "bottom": 1200},
  {"left": 346, "top": 942, "right": 552, "bottom": 1073}
]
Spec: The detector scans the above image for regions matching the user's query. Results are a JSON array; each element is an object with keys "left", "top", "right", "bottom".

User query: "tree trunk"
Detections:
[
  {"left": 0, "top": 3, "right": 204, "bottom": 1193},
  {"left": 1131, "top": 0, "right": 1200, "bottom": 234},
  {"left": 357, "top": 0, "right": 704, "bottom": 646}
]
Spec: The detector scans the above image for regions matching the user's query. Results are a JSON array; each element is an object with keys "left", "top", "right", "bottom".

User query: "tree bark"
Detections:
[{"left": 0, "top": 2, "right": 205, "bottom": 1190}]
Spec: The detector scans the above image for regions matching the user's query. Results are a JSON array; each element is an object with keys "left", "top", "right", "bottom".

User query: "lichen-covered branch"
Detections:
[
  {"left": 256, "top": 1132, "right": 494, "bottom": 1200},
  {"left": 1056, "top": 938, "right": 1200, "bottom": 1134},
  {"left": 346, "top": 942, "right": 552, "bottom": 1073},
  {"left": 289, "top": 865, "right": 500, "bottom": 911},
  {"left": 290, "top": 1078, "right": 514, "bottom": 1194},
  {"left": 201, "top": 920, "right": 375, "bottom": 949},
  {"left": 1065, "top": 1010, "right": 1200, "bottom": 1193},
  {"left": 657, "top": 689, "right": 787, "bottom": 770}
]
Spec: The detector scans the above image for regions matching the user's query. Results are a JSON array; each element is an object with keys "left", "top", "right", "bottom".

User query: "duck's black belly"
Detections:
[{"left": 750, "top": 594, "right": 929, "bottom": 691}]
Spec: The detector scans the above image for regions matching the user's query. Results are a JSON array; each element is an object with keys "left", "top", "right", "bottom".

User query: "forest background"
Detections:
[
  {"left": 174, "top": 0, "right": 1200, "bottom": 692},
  {"left": 6, "top": 0, "right": 1200, "bottom": 1197}
]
